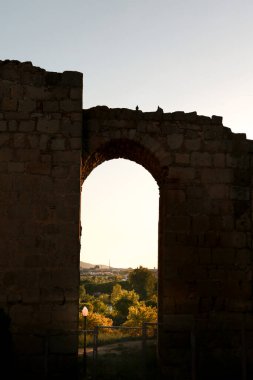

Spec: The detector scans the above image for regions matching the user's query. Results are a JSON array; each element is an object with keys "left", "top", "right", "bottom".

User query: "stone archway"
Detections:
[
  {"left": 82, "top": 137, "right": 164, "bottom": 185},
  {"left": 81, "top": 134, "right": 163, "bottom": 349},
  {"left": 83, "top": 106, "right": 253, "bottom": 378},
  {"left": 1, "top": 61, "right": 253, "bottom": 378}
]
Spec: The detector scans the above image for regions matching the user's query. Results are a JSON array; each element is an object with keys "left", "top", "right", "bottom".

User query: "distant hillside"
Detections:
[{"left": 80, "top": 261, "right": 109, "bottom": 269}]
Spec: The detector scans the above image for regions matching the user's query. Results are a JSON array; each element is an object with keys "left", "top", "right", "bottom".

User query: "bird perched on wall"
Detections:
[
  {"left": 136, "top": 105, "right": 139, "bottom": 111},
  {"left": 157, "top": 106, "right": 163, "bottom": 113}
]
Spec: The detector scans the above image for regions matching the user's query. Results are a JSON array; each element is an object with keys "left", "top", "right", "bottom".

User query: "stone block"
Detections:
[
  {"left": 70, "top": 88, "right": 82, "bottom": 100},
  {"left": 8, "top": 162, "right": 25, "bottom": 173},
  {"left": 37, "top": 119, "right": 60, "bottom": 133},
  {"left": 163, "top": 314, "right": 193, "bottom": 330},
  {"left": 13, "top": 133, "right": 26, "bottom": 148},
  {"left": 40, "top": 288, "right": 65, "bottom": 304},
  {"left": 44, "top": 71, "right": 62, "bottom": 85},
  {"left": 70, "top": 112, "right": 82, "bottom": 121},
  {"left": 52, "top": 166, "right": 70, "bottom": 179},
  {"left": 0, "top": 120, "right": 7, "bottom": 131},
  {"left": 9, "top": 304, "right": 33, "bottom": 325},
  {"left": 2, "top": 97, "right": 18, "bottom": 111},
  {"left": 167, "top": 216, "right": 191, "bottom": 231},
  {"left": 43, "top": 100, "right": 59, "bottom": 112},
  {"left": 60, "top": 99, "right": 81, "bottom": 112},
  {"left": 207, "top": 184, "right": 229, "bottom": 199},
  {"left": 18, "top": 99, "right": 36, "bottom": 112},
  {"left": 37, "top": 119, "right": 60, "bottom": 134},
  {"left": 27, "top": 134, "right": 39, "bottom": 148},
  {"left": 212, "top": 248, "right": 235, "bottom": 264},
  {"left": 19, "top": 120, "right": 35, "bottom": 132},
  {"left": 5, "top": 111, "right": 30, "bottom": 120},
  {"left": 175, "top": 153, "right": 189, "bottom": 165},
  {"left": 53, "top": 151, "right": 81, "bottom": 164},
  {"left": 0, "top": 162, "right": 7, "bottom": 172},
  {"left": 211, "top": 115, "right": 223, "bottom": 124},
  {"left": 167, "top": 134, "right": 183, "bottom": 149},
  {"left": 24, "top": 85, "right": 47, "bottom": 100},
  {"left": 0, "top": 133, "right": 9, "bottom": 146},
  {"left": 166, "top": 189, "right": 186, "bottom": 204},
  {"left": 230, "top": 186, "right": 250, "bottom": 201},
  {"left": 70, "top": 137, "right": 81, "bottom": 149},
  {"left": 201, "top": 168, "right": 233, "bottom": 183},
  {"left": 49, "top": 334, "right": 78, "bottom": 354},
  {"left": 184, "top": 138, "right": 201, "bottom": 151},
  {"left": 169, "top": 167, "right": 195, "bottom": 180},
  {"left": 186, "top": 185, "right": 203, "bottom": 199},
  {"left": 191, "top": 152, "right": 211, "bottom": 166},
  {"left": 220, "top": 231, "right": 247, "bottom": 248},
  {"left": 27, "top": 162, "right": 50, "bottom": 175},
  {"left": 16, "top": 148, "right": 40, "bottom": 161},
  {"left": 8, "top": 120, "right": 18, "bottom": 131},
  {"left": 192, "top": 215, "right": 209, "bottom": 232},
  {"left": 39, "top": 134, "right": 49, "bottom": 150},
  {"left": 22, "top": 289, "right": 40, "bottom": 304},
  {"left": 213, "top": 153, "right": 225, "bottom": 167},
  {"left": 61, "top": 120, "right": 82, "bottom": 137},
  {"left": 51, "top": 303, "right": 77, "bottom": 323},
  {"left": 221, "top": 216, "right": 234, "bottom": 231},
  {"left": 51, "top": 138, "right": 65, "bottom": 150},
  {"left": 62, "top": 71, "right": 83, "bottom": 87},
  {"left": 226, "top": 153, "right": 249, "bottom": 168}
]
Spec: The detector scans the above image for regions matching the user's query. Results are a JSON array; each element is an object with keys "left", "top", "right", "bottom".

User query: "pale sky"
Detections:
[{"left": 1, "top": 0, "right": 253, "bottom": 268}]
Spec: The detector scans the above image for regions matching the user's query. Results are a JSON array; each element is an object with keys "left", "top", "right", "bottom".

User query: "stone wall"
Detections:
[
  {"left": 1, "top": 59, "right": 253, "bottom": 379},
  {"left": 83, "top": 106, "right": 253, "bottom": 379},
  {"left": 0, "top": 60, "right": 82, "bottom": 377}
]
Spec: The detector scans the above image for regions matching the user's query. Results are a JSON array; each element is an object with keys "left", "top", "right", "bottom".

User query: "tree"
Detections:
[
  {"left": 82, "top": 312, "right": 113, "bottom": 330},
  {"left": 145, "top": 294, "right": 158, "bottom": 308},
  {"left": 79, "top": 284, "right": 86, "bottom": 301},
  {"left": 110, "top": 284, "right": 124, "bottom": 304},
  {"left": 113, "top": 290, "right": 139, "bottom": 324},
  {"left": 110, "top": 284, "right": 140, "bottom": 324},
  {"left": 128, "top": 266, "right": 156, "bottom": 300},
  {"left": 123, "top": 303, "right": 157, "bottom": 335}
]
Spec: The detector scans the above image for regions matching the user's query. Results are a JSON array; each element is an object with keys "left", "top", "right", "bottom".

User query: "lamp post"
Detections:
[{"left": 82, "top": 306, "right": 88, "bottom": 362}]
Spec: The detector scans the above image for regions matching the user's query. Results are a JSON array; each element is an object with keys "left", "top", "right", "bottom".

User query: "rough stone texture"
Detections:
[
  {"left": 0, "top": 60, "right": 82, "bottom": 378},
  {"left": 1, "top": 60, "right": 253, "bottom": 379},
  {"left": 83, "top": 106, "right": 253, "bottom": 379}
]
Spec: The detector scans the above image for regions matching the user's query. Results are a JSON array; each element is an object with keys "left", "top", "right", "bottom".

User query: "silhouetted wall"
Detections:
[
  {"left": 1, "top": 60, "right": 253, "bottom": 379},
  {"left": 83, "top": 106, "right": 253, "bottom": 379},
  {"left": 0, "top": 60, "right": 82, "bottom": 377}
]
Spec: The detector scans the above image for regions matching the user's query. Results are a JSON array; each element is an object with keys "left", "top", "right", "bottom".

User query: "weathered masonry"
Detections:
[{"left": 1, "top": 60, "right": 253, "bottom": 379}]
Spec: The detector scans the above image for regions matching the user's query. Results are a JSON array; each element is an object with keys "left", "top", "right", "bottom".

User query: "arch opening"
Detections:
[
  {"left": 81, "top": 158, "right": 159, "bottom": 269},
  {"left": 80, "top": 143, "right": 161, "bottom": 369},
  {"left": 81, "top": 138, "right": 165, "bottom": 186}
]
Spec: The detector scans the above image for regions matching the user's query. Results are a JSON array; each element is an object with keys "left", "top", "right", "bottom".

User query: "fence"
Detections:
[
  {"left": 11, "top": 319, "right": 252, "bottom": 380},
  {"left": 80, "top": 322, "right": 158, "bottom": 379}
]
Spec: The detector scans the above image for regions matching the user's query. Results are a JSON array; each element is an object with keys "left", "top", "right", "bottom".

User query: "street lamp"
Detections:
[{"left": 82, "top": 306, "right": 89, "bottom": 362}]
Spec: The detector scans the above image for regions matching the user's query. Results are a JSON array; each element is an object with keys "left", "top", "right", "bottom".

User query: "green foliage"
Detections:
[
  {"left": 145, "top": 294, "right": 158, "bottom": 307},
  {"left": 79, "top": 284, "right": 86, "bottom": 301},
  {"left": 111, "top": 283, "right": 124, "bottom": 304},
  {"left": 111, "top": 285, "right": 139, "bottom": 324},
  {"left": 79, "top": 267, "right": 157, "bottom": 329},
  {"left": 80, "top": 279, "right": 131, "bottom": 295},
  {"left": 99, "top": 293, "right": 110, "bottom": 304},
  {"left": 79, "top": 311, "right": 113, "bottom": 330},
  {"left": 128, "top": 266, "right": 157, "bottom": 300},
  {"left": 79, "top": 293, "right": 96, "bottom": 313},
  {"left": 123, "top": 303, "right": 157, "bottom": 333}
]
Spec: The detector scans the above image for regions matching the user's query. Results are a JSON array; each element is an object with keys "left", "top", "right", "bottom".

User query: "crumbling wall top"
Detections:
[
  {"left": 0, "top": 59, "right": 82, "bottom": 87},
  {"left": 84, "top": 105, "right": 224, "bottom": 125}
]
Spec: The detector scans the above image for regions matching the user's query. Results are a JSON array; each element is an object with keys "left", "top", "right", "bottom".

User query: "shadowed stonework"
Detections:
[{"left": 0, "top": 60, "right": 253, "bottom": 379}]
